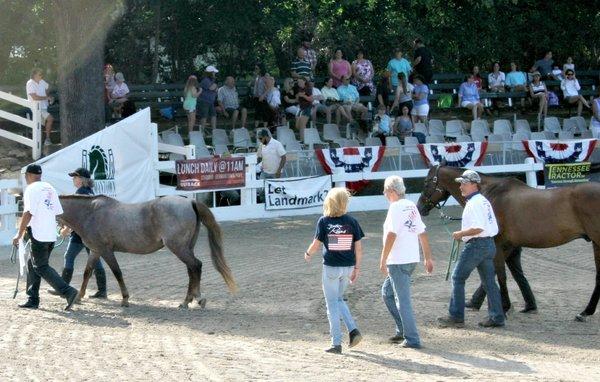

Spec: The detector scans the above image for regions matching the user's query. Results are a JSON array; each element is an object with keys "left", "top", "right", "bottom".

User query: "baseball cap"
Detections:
[
  {"left": 206, "top": 65, "right": 219, "bottom": 73},
  {"left": 25, "top": 164, "right": 42, "bottom": 175},
  {"left": 257, "top": 129, "right": 270, "bottom": 138},
  {"left": 455, "top": 169, "right": 481, "bottom": 184},
  {"left": 532, "top": 71, "right": 541, "bottom": 77},
  {"left": 69, "top": 167, "right": 91, "bottom": 178}
]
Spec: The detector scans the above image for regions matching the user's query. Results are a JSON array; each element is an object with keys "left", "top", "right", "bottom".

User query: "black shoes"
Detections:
[
  {"left": 437, "top": 316, "right": 465, "bottom": 328},
  {"left": 64, "top": 289, "right": 78, "bottom": 311},
  {"left": 478, "top": 319, "right": 505, "bottom": 328},
  {"left": 325, "top": 345, "right": 342, "bottom": 354},
  {"left": 388, "top": 334, "right": 404, "bottom": 344},
  {"left": 18, "top": 301, "right": 39, "bottom": 309},
  {"left": 349, "top": 329, "right": 362, "bottom": 348},
  {"left": 520, "top": 306, "right": 538, "bottom": 314},
  {"left": 89, "top": 290, "right": 107, "bottom": 299},
  {"left": 465, "top": 300, "right": 480, "bottom": 311}
]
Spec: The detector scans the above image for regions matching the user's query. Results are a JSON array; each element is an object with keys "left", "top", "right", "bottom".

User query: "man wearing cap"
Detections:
[
  {"left": 49, "top": 168, "right": 107, "bottom": 298},
  {"left": 437, "top": 169, "right": 505, "bottom": 328},
  {"left": 257, "top": 129, "right": 286, "bottom": 179},
  {"left": 13, "top": 165, "right": 78, "bottom": 310},
  {"left": 199, "top": 65, "right": 219, "bottom": 130}
]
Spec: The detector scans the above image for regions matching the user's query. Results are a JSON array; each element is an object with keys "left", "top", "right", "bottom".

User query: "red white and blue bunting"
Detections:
[
  {"left": 315, "top": 146, "right": 385, "bottom": 191},
  {"left": 522, "top": 139, "right": 597, "bottom": 163},
  {"left": 417, "top": 142, "right": 488, "bottom": 167}
]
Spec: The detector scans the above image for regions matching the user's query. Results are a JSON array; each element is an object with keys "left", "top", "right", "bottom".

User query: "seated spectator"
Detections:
[
  {"left": 488, "top": 62, "right": 506, "bottom": 92},
  {"left": 109, "top": 72, "right": 130, "bottom": 118},
  {"left": 26, "top": 68, "right": 55, "bottom": 145},
  {"left": 198, "top": 65, "right": 219, "bottom": 130},
  {"left": 183, "top": 75, "right": 200, "bottom": 132},
  {"left": 373, "top": 104, "right": 392, "bottom": 145},
  {"left": 377, "top": 71, "right": 394, "bottom": 111},
  {"left": 395, "top": 105, "right": 425, "bottom": 144},
  {"left": 103, "top": 64, "right": 115, "bottom": 103},
  {"left": 291, "top": 47, "right": 312, "bottom": 80},
  {"left": 529, "top": 72, "right": 548, "bottom": 118},
  {"left": 337, "top": 76, "right": 368, "bottom": 124},
  {"left": 505, "top": 62, "right": 527, "bottom": 91},
  {"left": 552, "top": 65, "right": 564, "bottom": 81},
  {"left": 411, "top": 75, "right": 429, "bottom": 124},
  {"left": 458, "top": 74, "right": 484, "bottom": 120},
  {"left": 263, "top": 75, "right": 282, "bottom": 130},
  {"left": 472, "top": 66, "right": 483, "bottom": 91},
  {"left": 387, "top": 49, "right": 412, "bottom": 88},
  {"left": 561, "top": 69, "right": 590, "bottom": 117},
  {"left": 351, "top": 49, "right": 375, "bottom": 96},
  {"left": 217, "top": 76, "right": 248, "bottom": 129},
  {"left": 281, "top": 77, "right": 299, "bottom": 122},
  {"left": 329, "top": 49, "right": 352, "bottom": 88},
  {"left": 310, "top": 80, "right": 333, "bottom": 124},
  {"left": 563, "top": 56, "right": 575, "bottom": 73},
  {"left": 532, "top": 50, "right": 553, "bottom": 79},
  {"left": 391, "top": 72, "right": 413, "bottom": 115},
  {"left": 321, "top": 78, "right": 352, "bottom": 126},
  {"left": 295, "top": 77, "right": 313, "bottom": 136}
]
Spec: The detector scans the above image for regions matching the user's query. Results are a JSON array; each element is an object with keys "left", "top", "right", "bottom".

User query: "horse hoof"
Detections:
[
  {"left": 575, "top": 313, "right": 587, "bottom": 322},
  {"left": 121, "top": 300, "right": 129, "bottom": 307},
  {"left": 199, "top": 298, "right": 207, "bottom": 309},
  {"left": 178, "top": 303, "right": 189, "bottom": 310}
]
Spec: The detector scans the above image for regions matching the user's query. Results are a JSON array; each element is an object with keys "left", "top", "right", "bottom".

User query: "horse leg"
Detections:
[
  {"left": 77, "top": 250, "right": 101, "bottom": 301},
  {"left": 468, "top": 285, "right": 486, "bottom": 310},
  {"left": 577, "top": 242, "right": 600, "bottom": 321},
  {"left": 164, "top": 241, "right": 202, "bottom": 309},
  {"left": 505, "top": 247, "right": 537, "bottom": 313},
  {"left": 99, "top": 251, "right": 130, "bottom": 307},
  {"left": 493, "top": 252, "right": 512, "bottom": 313}
]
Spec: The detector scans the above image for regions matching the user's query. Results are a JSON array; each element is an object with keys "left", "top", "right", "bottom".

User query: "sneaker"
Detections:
[
  {"left": 437, "top": 316, "right": 465, "bottom": 328},
  {"left": 478, "top": 319, "right": 505, "bottom": 328},
  {"left": 44, "top": 138, "right": 52, "bottom": 146},
  {"left": 18, "top": 300, "right": 39, "bottom": 309},
  {"left": 400, "top": 340, "right": 422, "bottom": 349},
  {"left": 325, "top": 345, "right": 342, "bottom": 354},
  {"left": 64, "top": 289, "right": 78, "bottom": 311},
  {"left": 348, "top": 329, "right": 362, "bottom": 348},
  {"left": 388, "top": 334, "right": 405, "bottom": 344}
]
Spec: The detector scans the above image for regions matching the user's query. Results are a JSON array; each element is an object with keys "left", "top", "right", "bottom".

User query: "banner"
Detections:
[
  {"left": 522, "top": 139, "right": 597, "bottom": 163},
  {"left": 544, "top": 162, "right": 591, "bottom": 188},
  {"left": 265, "top": 175, "right": 331, "bottom": 210},
  {"left": 418, "top": 142, "right": 488, "bottom": 167},
  {"left": 315, "top": 146, "right": 385, "bottom": 191},
  {"left": 28, "top": 108, "right": 155, "bottom": 203},
  {"left": 176, "top": 157, "right": 245, "bottom": 190}
]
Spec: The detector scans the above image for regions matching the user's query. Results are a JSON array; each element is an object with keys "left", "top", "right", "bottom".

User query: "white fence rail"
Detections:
[{"left": 0, "top": 90, "right": 42, "bottom": 159}]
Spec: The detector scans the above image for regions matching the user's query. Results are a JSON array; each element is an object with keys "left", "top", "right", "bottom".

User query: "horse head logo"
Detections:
[{"left": 82, "top": 145, "right": 115, "bottom": 180}]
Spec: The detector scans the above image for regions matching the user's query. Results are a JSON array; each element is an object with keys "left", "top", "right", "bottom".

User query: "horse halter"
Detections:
[{"left": 420, "top": 165, "right": 449, "bottom": 211}]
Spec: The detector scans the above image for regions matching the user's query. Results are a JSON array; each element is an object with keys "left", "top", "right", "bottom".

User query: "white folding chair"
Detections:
[
  {"left": 569, "top": 116, "right": 587, "bottom": 133},
  {"left": 543, "top": 117, "right": 561, "bottom": 134},
  {"left": 562, "top": 118, "right": 577, "bottom": 133},
  {"left": 515, "top": 119, "right": 532, "bottom": 136},
  {"left": 212, "top": 128, "right": 231, "bottom": 146},
  {"left": 558, "top": 131, "right": 574, "bottom": 140},
  {"left": 232, "top": 127, "right": 253, "bottom": 152},
  {"left": 189, "top": 131, "right": 213, "bottom": 157},
  {"left": 493, "top": 119, "right": 513, "bottom": 137},
  {"left": 163, "top": 132, "right": 185, "bottom": 161},
  {"left": 456, "top": 134, "right": 472, "bottom": 142},
  {"left": 365, "top": 137, "right": 382, "bottom": 146},
  {"left": 429, "top": 119, "right": 445, "bottom": 136},
  {"left": 531, "top": 132, "right": 547, "bottom": 140},
  {"left": 414, "top": 123, "right": 429, "bottom": 136},
  {"left": 445, "top": 120, "right": 464, "bottom": 138},
  {"left": 426, "top": 135, "right": 445, "bottom": 143},
  {"left": 322, "top": 123, "right": 342, "bottom": 141},
  {"left": 402, "top": 136, "right": 421, "bottom": 169},
  {"left": 471, "top": 119, "right": 491, "bottom": 136},
  {"left": 303, "top": 128, "right": 328, "bottom": 149},
  {"left": 488, "top": 133, "right": 509, "bottom": 165}
]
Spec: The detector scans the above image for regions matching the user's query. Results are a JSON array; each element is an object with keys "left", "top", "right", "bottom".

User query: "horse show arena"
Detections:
[{"left": 0, "top": 207, "right": 599, "bottom": 381}]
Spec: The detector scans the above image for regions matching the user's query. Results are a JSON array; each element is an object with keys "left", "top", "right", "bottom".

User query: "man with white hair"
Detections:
[
  {"left": 217, "top": 76, "right": 248, "bottom": 129},
  {"left": 437, "top": 169, "right": 505, "bottom": 328},
  {"left": 380, "top": 175, "right": 433, "bottom": 348}
]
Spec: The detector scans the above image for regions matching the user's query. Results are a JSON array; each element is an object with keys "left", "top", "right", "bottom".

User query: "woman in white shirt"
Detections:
[
  {"left": 561, "top": 69, "right": 590, "bottom": 116},
  {"left": 529, "top": 72, "right": 548, "bottom": 118},
  {"left": 321, "top": 78, "right": 352, "bottom": 125},
  {"left": 109, "top": 72, "right": 130, "bottom": 118}
]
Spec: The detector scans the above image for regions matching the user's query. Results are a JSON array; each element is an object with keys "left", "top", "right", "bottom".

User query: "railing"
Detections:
[{"left": 0, "top": 90, "right": 42, "bottom": 159}]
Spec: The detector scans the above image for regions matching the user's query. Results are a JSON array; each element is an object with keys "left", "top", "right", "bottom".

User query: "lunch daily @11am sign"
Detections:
[{"left": 176, "top": 157, "right": 245, "bottom": 190}]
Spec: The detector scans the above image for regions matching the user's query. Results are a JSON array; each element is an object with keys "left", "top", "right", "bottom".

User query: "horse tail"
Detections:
[{"left": 192, "top": 200, "right": 238, "bottom": 293}]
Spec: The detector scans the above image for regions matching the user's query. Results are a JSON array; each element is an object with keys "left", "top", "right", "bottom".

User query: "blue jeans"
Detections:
[
  {"left": 382, "top": 263, "right": 420, "bottom": 346},
  {"left": 322, "top": 265, "right": 358, "bottom": 346},
  {"left": 64, "top": 239, "right": 104, "bottom": 271},
  {"left": 449, "top": 237, "right": 505, "bottom": 324}
]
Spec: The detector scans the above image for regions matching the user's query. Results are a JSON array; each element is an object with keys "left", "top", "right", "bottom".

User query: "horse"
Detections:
[
  {"left": 416, "top": 164, "right": 600, "bottom": 321},
  {"left": 58, "top": 195, "right": 237, "bottom": 308}
]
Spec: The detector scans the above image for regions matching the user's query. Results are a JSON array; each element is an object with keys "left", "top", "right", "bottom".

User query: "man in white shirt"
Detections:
[
  {"left": 257, "top": 129, "right": 286, "bottom": 179},
  {"left": 380, "top": 176, "right": 433, "bottom": 348},
  {"left": 26, "top": 68, "right": 54, "bottom": 146},
  {"left": 13, "top": 164, "right": 79, "bottom": 310},
  {"left": 437, "top": 169, "right": 505, "bottom": 328}
]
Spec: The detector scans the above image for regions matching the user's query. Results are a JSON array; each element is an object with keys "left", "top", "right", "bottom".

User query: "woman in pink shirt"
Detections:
[{"left": 329, "top": 49, "right": 352, "bottom": 88}]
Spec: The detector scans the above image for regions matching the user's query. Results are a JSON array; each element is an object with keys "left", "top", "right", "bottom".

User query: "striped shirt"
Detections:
[
  {"left": 291, "top": 59, "right": 312, "bottom": 79},
  {"left": 217, "top": 86, "right": 240, "bottom": 109}
]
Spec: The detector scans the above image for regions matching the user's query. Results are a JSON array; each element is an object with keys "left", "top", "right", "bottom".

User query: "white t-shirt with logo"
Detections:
[
  {"left": 23, "top": 181, "right": 63, "bottom": 242},
  {"left": 461, "top": 193, "right": 499, "bottom": 242},
  {"left": 26, "top": 79, "right": 49, "bottom": 109},
  {"left": 258, "top": 138, "right": 286, "bottom": 175},
  {"left": 383, "top": 199, "right": 426, "bottom": 264}
]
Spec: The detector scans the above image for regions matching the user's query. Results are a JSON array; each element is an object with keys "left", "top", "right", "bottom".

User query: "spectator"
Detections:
[
  {"left": 377, "top": 70, "right": 394, "bottom": 111},
  {"left": 561, "top": 69, "right": 590, "bottom": 116},
  {"left": 529, "top": 72, "right": 548, "bottom": 118},
  {"left": 198, "top": 65, "right": 219, "bottom": 130},
  {"left": 304, "top": 187, "right": 364, "bottom": 354},
  {"left": 351, "top": 49, "right": 375, "bottom": 96},
  {"left": 472, "top": 65, "right": 483, "bottom": 91},
  {"left": 329, "top": 49, "right": 352, "bottom": 88},
  {"left": 413, "top": 38, "right": 434, "bottom": 84},
  {"left": 253, "top": 63, "right": 269, "bottom": 128},
  {"left": 395, "top": 105, "right": 425, "bottom": 143},
  {"left": 380, "top": 175, "right": 433, "bottom": 348},
  {"left": 387, "top": 49, "right": 412, "bottom": 88},
  {"left": 103, "top": 64, "right": 115, "bottom": 103},
  {"left": 263, "top": 75, "right": 282, "bottom": 130},
  {"left": 281, "top": 77, "right": 299, "bottom": 122},
  {"left": 109, "top": 72, "right": 130, "bottom": 119},
  {"left": 183, "top": 75, "right": 200, "bottom": 132},
  {"left": 591, "top": 91, "right": 600, "bottom": 138},
  {"left": 26, "top": 68, "right": 55, "bottom": 145},
  {"left": 217, "top": 76, "right": 248, "bottom": 129},
  {"left": 321, "top": 78, "right": 352, "bottom": 126},
  {"left": 391, "top": 72, "right": 413, "bottom": 115},
  {"left": 532, "top": 50, "right": 554, "bottom": 79},
  {"left": 563, "top": 56, "right": 575, "bottom": 73},
  {"left": 411, "top": 75, "right": 429, "bottom": 124},
  {"left": 302, "top": 39, "right": 317, "bottom": 73},
  {"left": 294, "top": 77, "right": 313, "bottom": 136},
  {"left": 551, "top": 65, "right": 564, "bottom": 81},
  {"left": 488, "top": 62, "right": 506, "bottom": 92},
  {"left": 291, "top": 47, "right": 312, "bottom": 80},
  {"left": 458, "top": 74, "right": 484, "bottom": 120},
  {"left": 337, "top": 76, "right": 368, "bottom": 125},
  {"left": 310, "top": 80, "right": 332, "bottom": 124},
  {"left": 257, "top": 129, "right": 286, "bottom": 179},
  {"left": 505, "top": 62, "right": 527, "bottom": 91},
  {"left": 373, "top": 104, "right": 392, "bottom": 145}
]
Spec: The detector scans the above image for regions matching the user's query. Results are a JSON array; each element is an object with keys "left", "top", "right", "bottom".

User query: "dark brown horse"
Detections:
[
  {"left": 416, "top": 165, "right": 600, "bottom": 321},
  {"left": 58, "top": 195, "right": 237, "bottom": 308}
]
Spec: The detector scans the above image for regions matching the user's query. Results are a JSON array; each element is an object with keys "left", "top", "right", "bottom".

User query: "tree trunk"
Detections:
[{"left": 151, "top": 0, "right": 161, "bottom": 83}]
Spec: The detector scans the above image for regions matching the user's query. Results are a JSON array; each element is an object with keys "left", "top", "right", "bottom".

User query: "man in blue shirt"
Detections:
[{"left": 387, "top": 49, "right": 412, "bottom": 88}]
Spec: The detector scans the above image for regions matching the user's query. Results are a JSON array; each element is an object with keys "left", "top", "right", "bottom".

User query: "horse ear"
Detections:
[{"left": 440, "top": 159, "right": 447, "bottom": 167}]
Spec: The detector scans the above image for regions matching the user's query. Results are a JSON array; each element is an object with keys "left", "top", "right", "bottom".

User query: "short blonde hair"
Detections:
[
  {"left": 323, "top": 187, "right": 350, "bottom": 217},
  {"left": 384, "top": 175, "right": 406, "bottom": 197}
]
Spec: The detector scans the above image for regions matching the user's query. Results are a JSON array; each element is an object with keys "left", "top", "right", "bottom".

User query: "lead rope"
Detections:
[
  {"left": 446, "top": 239, "right": 461, "bottom": 281},
  {"left": 10, "top": 245, "right": 20, "bottom": 299}
]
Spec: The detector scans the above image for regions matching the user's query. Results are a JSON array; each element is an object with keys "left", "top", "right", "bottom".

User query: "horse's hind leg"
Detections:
[
  {"left": 506, "top": 247, "right": 537, "bottom": 313},
  {"left": 99, "top": 251, "right": 130, "bottom": 307},
  {"left": 164, "top": 242, "right": 202, "bottom": 309},
  {"left": 493, "top": 254, "right": 512, "bottom": 313},
  {"left": 577, "top": 242, "right": 600, "bottom": 321},
  {"left": 77, "top": 251, "right": 101, "bottom": 301}
]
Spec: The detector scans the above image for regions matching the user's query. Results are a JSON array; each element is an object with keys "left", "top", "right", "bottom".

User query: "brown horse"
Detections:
[
  {"left": 58, "top": 195, "right": 237, "bottom": 308},
  {"left": 416, "top": 165, "right": 600, "bottom": 321}
]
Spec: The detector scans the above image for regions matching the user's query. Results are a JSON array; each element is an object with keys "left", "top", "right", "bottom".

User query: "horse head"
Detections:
[{"left": 416, "top": 162, "right": 453, "bottom": 216}]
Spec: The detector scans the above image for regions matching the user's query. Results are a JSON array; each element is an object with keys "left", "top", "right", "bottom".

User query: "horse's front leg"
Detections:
[
  {"left": 505, "top": 247, "right": 537, "bottom": 313},
  {"left": 99, "top": 251, "right": 130, "bottom": 307}
]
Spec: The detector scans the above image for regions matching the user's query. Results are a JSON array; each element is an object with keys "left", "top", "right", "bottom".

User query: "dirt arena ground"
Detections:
[{"left": 1, "top": 207, "right": 599, "bottom": 381}]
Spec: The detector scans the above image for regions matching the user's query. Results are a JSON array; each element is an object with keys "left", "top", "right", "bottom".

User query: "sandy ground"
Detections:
[{"left": 0, "top": 207, "right": 599, "bottom": 381}]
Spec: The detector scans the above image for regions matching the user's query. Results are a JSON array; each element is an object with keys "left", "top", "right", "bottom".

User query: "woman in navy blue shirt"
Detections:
[{"left": 304, "top": 187, "right": 363, "bottom": 354}]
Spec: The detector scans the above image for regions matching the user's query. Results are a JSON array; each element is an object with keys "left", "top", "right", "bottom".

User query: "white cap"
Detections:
[{"left": 206, "top": 65, "right": 219, "bottom": 73}]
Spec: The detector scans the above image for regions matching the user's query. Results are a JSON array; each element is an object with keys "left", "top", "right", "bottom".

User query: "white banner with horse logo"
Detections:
[
  {"left": 265, "top": 176, "right": 331, "bottom": 211},
  {"left": 25, "top": 108, "right": 155, "bottom": 203},
  {"left": 417, "top": 142, "right": 488, "bottom": 167},
  {"left": 522, "top": 139, "right": 598, "bottom": 163}
]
